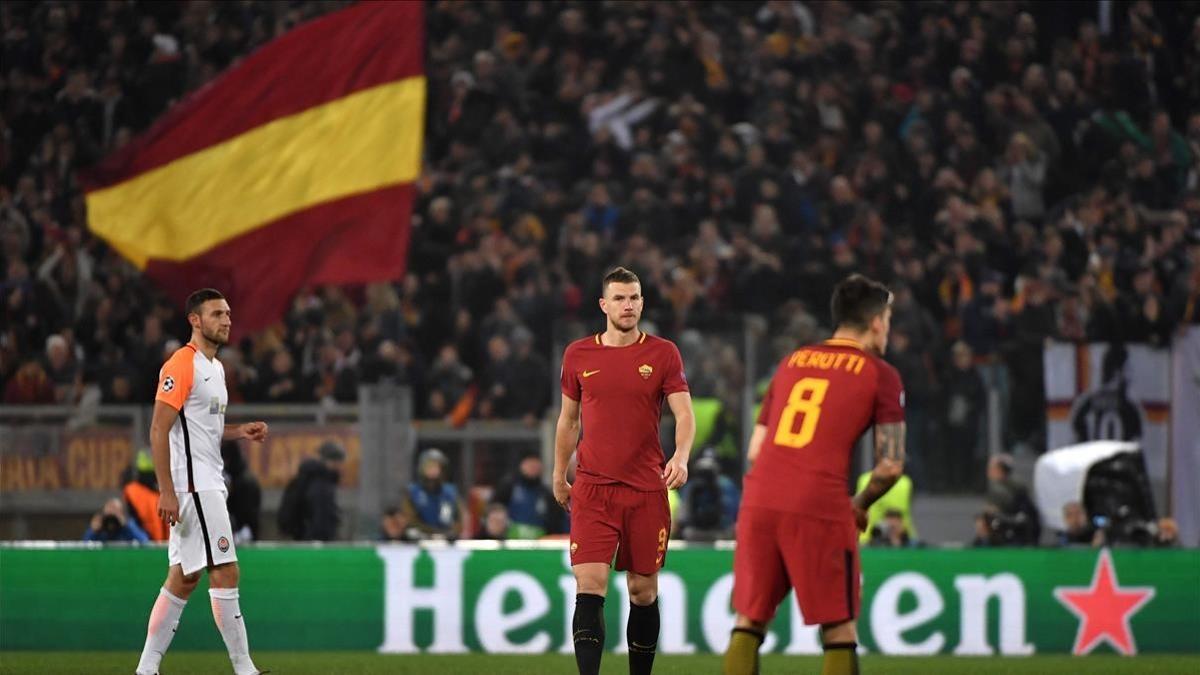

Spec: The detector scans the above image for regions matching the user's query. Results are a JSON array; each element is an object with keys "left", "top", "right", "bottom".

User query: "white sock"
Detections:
[
  {"left": 136, "top": 588, "right": 187, "bottom": 675},
  {"left": 210, "top": 587, "right": 258, "bottom": 675}
]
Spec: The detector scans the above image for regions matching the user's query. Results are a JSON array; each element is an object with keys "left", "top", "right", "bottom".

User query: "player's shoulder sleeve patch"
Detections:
[
  {"left": 155, "top": 347, "right": 196, "bottom": 411},
  {"left": 660, "top": 338, "right": 689, "bottom": 395}
]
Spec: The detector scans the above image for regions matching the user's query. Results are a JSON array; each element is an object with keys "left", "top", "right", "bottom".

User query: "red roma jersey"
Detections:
[
  {"left": 743, "top": 337, "right": 905, "bottom": 520},
  {"left": 560, "top": 332, "right": 689, "bottom": 491}
]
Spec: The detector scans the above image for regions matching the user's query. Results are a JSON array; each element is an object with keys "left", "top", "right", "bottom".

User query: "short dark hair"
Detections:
[
  {"left": 831, "top": 274, "right": 892, "bottom": 330},
  {"left": 318, "top": 441, "right": 346, "bottom": 462},
  {"left": 601, "top": 266, "right": 640, "bottom": 295},
  {"left": 186, "top": 288, "right": 225, "bottom": 317},
  {"left": 991, "top": 453, "right": 1014, "bottom": 476}
]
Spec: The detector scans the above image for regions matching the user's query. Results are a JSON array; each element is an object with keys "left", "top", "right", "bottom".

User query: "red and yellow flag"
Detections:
[{"left": 81, "top": 2, "right": 424, "bottom": 335}]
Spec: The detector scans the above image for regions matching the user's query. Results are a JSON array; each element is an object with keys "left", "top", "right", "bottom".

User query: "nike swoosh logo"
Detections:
[
  {"left": 204, "top": 376, "right": 212, "bottom": 382},
  {"left": 582, "top": 370, "right": 600, "bottom": 378},
  {"left": 235, "top": 614, "right": 242, "bottom": 619}
]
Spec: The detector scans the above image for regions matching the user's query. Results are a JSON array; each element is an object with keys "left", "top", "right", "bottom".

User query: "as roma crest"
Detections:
[{"left": 638, "top": 364, "right": 653, "bottom": 380}]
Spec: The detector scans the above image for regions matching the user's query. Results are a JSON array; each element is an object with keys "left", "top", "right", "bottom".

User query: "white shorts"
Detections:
[{"left": 168, "top": 490, "right": 237, "bottom": 576}]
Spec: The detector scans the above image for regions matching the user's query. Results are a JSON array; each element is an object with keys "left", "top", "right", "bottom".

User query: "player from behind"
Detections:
[
  {"left": 136, "top": 289, "right": 269, "bottom": 675},
  {"left": 723, "top": 274, "right": 906, "bottom": 675},
  {"left": 554, "top": 267, "right": 695, "bottom": 675}
]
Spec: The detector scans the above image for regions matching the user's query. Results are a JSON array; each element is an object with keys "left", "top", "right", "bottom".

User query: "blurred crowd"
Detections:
[
  {"left": 4, "top": 1, "right": 1200, "bottom": 500},
  {"left": 89, "top": 440, "right": 1179, "bottom": 548}
]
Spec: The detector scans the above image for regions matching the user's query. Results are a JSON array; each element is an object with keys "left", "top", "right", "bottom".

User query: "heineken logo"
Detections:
[
  {"left": 1054, "top": 549, "right": 1155, "bottom": 655},
  {"left": 374, "top": 547, "right": 1068, "bottom": 655},
  {"left": 0, "top": 546, "right": 1193, "bottom": 653}
]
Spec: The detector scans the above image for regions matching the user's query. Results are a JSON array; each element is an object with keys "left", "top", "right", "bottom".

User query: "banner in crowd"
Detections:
[
  {"left": 81, "top": 2, "right": 425, "bottom": 336},
  {"left": 2, "top": 546, "right": 1197, "bottom": 655},
  {"left": 0, "top": 428, "right": 131, "bottom": 491},
  {"left": 1170, "top": 328, "right": 1200, "bottom": 547},
  {"left": 1043, "top": 342, "right": 1171, "bottom": 485},
  {"left": 0, "top": 425, "right": 359, "bottom": 491},
  {"left": 241, "top": 425, "right": 361, "bottom": 488}
]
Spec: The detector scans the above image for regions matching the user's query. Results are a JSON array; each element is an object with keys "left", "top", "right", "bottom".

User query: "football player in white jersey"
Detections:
[{"left": 136, "top": 289, "right": 269, "bottom": 675}]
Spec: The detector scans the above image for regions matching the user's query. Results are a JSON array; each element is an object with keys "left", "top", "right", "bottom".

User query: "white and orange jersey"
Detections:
[{"left": 155, "top": 343, "right": 228, "bottom": 493}]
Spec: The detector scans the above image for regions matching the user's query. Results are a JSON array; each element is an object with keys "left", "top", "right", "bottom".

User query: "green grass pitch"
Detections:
[{"left": 2, "top": 652, "right": 1198, "bottom": 674}]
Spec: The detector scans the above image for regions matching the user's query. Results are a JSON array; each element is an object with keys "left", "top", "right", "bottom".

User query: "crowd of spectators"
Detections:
[{"left": 4, "top": 1, "right": 1200, "bottom": 496}]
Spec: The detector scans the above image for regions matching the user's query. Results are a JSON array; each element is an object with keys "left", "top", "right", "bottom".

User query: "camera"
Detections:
[
  {"left": 987, "top": 511, "right": 1037, "bottom": 546},
  {"left": 1084, "top": 451, "right": 1158, "bottom": 546},
  {"left": 101, "top": 514, "right": 123, "bottom": 536},
  {"left": 1093, "top": 506, "right": 1158, "bottom": 546}
]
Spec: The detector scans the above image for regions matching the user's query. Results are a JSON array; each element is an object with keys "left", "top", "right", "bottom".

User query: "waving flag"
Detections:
[{"left": 81, "top": 2, "right": 424, "bottom": 334}]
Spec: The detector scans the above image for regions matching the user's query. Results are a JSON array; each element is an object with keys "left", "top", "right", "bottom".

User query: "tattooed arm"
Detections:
[{"left": 852, "top": 422, "right": 906, "bottom": 519}]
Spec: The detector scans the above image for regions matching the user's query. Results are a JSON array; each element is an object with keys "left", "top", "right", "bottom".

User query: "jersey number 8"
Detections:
[{"left": 773, "top": 377, "right": 830, "bottom": 449}]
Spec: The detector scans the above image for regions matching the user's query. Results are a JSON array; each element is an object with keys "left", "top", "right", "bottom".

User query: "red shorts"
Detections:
[
  {"left": 569, "top": 481, "right": 670, "bottom": 575},
  {"left": 732, "top": 506, "right": 860, "bottom": 626}
]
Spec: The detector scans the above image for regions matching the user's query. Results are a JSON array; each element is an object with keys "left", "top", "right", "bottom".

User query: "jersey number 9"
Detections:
[{"left": 773, "top": 377, "right": 830, "bottom": 449}]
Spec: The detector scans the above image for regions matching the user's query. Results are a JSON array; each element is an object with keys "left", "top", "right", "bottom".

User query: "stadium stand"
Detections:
[{"left": 2, "top": 0, "right": 1199, "bottom": 504}]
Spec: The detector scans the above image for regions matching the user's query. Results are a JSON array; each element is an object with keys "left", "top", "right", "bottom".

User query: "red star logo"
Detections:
[{"left": 1053, "top": 549, "right": 1155, "bottom": 655}]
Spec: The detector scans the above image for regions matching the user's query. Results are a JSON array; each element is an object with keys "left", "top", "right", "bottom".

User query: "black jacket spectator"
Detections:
[
  {"left": 491, "top": 453, "right": 564, "bottom": 538},
  {"left": 290, "top": 443, "right": 345, "bottom": 541}
]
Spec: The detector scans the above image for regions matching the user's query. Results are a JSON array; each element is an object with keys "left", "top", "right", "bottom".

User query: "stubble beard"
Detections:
[
  {"left": 612, "top": 315, "right": 639, "bottom": 333},
  {"left": 202, "top": 326, "right": 229, "bottom": 347}
]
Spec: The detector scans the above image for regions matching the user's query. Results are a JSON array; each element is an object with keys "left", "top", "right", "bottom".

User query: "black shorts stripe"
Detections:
[
  {"left": 844, "top": 549, "right": 855, "bottom": 620},
  {"left": 179, "top": 408, "right": 195, "bottom": 492},
  {"left": 192, "top": 492, "right": 215, "bottom": 569}
]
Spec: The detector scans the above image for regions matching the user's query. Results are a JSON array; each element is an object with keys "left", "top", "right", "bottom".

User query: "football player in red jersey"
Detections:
[
  {"left": 554, "top": 266, "right": 695, "bottom": 675},
  {"left": 724, "top": 274, "right": 906, "bottom": 675}
]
